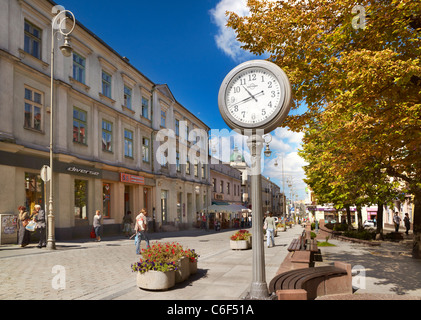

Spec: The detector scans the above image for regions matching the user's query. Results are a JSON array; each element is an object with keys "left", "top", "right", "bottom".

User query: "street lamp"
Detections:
[
  {"left": 47, "top": 9, "right": 76, "bottom": 250},
  {"left": 273, "top": 153, "right": 286, "bottom": 230},
  {"left": 263, "top": 134, "right": 272, "bottom": 158}
]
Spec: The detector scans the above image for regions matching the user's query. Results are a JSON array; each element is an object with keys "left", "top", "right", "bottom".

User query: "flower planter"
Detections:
[
  {"left": 136, "top": 270, "right": 175, "bottom": 290},
  {"left": 175, "top": 256, "right": 190, "bottom": 283},
  {"left": 230, "top": 239, "right": 251, "bottom": 250},
  {"left": 189, "top": 260, "right": 198, "bottom": 275}
]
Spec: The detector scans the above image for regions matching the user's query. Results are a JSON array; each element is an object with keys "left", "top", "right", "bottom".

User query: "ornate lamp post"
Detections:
[
  {"left": 46, "top": 10, "right": 76, "bottom": 250},
  {"left": 274, "top": 154, "right": 286, "bottom": 230}
]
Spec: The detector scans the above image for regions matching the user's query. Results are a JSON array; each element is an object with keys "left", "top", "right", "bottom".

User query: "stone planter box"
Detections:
[
  {"left": 189, "top": 260, "right": 198, "bottom": 275},
  {"left": 136, "top": 270, "right": 175, "bottom": 290},
  {"left": 230, "top": 239, "right": 251, "bottom": 250},
  {"left": 175, "top": 257, "right": 190, "bottom": 283}
]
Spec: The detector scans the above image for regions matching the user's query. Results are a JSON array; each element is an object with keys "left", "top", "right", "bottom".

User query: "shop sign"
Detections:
[
  {"left": 214, "top": 194, "right": 224, "bottom": 200},
  {"left": 120, "top": 173, "right": 145, "bottom": 185},
  {"left": 67, "top": 166, "right": 100, "bottom": 177}
]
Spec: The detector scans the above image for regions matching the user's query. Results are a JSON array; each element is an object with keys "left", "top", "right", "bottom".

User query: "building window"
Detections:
[
  {"left": 142, "top": 97, "right": 149, "bottom": 119},
  {"left": 124, "top": 85, "right": 132, "bottom": 109},
  {"left": 201, "top": 164, "right": 206, "bottom": 179},
  {"left": 24, "top": 20, "right": 42, "bottom": 59},
  {"left": 186, "top": 155, "right": 190, "bottom": 175},
  {"left": 102, "top": 120, "right": 112, "bottom": 152},
  {"left": 161, "top": 110, "right": 166, "bottom": 127},
  {"left": 102, "top": 71, "right": 112, "bottom": 98},
  {"left": 176, "top": 151, "right": 181, "bottom": 172},
  {"left": 227, "top": 182, "right": 231, "bottom": 194},
  {"left": 74, "top": 179, "right": 87, "bottom": 219},
  {"left": 175, "top": 119, "right": 180, "bottom": 136},
  {"left": 194, "top": 161, "right": 199, "bottom": 177},
  {"left": 160, "top": 149, "right": 168, "bottom": 168},
  {"left": 220, "top": 180, "right": 224, "bottom": 193},
  {"left": 24, "top": 87, "right": 43, "bottom": 131},
  {"left": 73, "top": 107, "right": 87, "bottom": 144},
  {"left": 213, "top": 178, "right": 217, "bottom": 192},
  {"left": 124, "top": 129, "right": 133, "bottom": 158},
  {"left": 73, "top": 52, "right": 86, "bottom": 84},
  {"left": 142, "top": 137, "right": 150, "bottom": 163}
]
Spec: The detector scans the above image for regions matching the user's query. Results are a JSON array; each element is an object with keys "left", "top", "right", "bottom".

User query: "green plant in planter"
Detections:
[{"left": 131, "top": 260, "right": 177, "bottom": 274}]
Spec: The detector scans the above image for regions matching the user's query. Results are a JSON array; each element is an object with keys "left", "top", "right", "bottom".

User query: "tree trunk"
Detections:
[
  {"left": 376, "top": 201, "right": 384, "bottom": 235},
  {"left": 346, "top": 204, "right": 352, "bottom": 229},
  {"left": 357, "top": 205, "right": 363, "bottom": 231},
  {"left": 412, "top": 192, "right": 421, "bottom": 259}
]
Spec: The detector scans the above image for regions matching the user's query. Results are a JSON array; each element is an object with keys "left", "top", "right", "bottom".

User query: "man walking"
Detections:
[
  {"left": 264, "top": 212, "right": 276, "bottom": 248},
  {"left": 33, "top": 204, "right": 46, "bottom": 248},
  {"left": 404, "top": 213, "right": 411, "bottom": 235},
  {"left": 393, "top": 211, "right": 401, "bottom": 232},
  {"left": 135, "top": 209, "right": 150, "bottom": 254}
]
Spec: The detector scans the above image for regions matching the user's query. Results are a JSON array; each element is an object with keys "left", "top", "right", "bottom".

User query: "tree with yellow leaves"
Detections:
[{"left": 227, "top": 0, "right": 421, "bottom": 257}]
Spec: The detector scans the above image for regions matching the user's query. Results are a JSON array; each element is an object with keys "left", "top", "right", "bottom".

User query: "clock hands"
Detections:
[
  {"left": 242, "top": 86, "right": 257, "bottom": 102},
  {"left": 229, "top": 90, "right": 265, "bottom": 108}
]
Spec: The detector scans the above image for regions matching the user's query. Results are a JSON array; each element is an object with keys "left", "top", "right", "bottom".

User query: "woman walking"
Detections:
[
  {"left": 17, "top": 206, "right": 31, "bottom": 247},
  {"left": 93, "top": 210, "right": 102, "bottom": 242}
]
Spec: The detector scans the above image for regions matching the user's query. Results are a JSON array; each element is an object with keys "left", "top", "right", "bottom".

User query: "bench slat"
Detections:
[{"left": 269, "top": 266, "right": 346, "bottom": 293}]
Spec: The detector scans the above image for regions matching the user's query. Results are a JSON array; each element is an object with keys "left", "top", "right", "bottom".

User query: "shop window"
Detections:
[
  {"left": 161, "top": 190, "right": 168, "bottom": 224},
  {"left": 74, "top": 179, "right": 87, "bottom": 219},
  {"left": 103, "top": 183, "right": 111, "bottom": 218},
  {"left": 25, "top": 173, "right": 44, "bottom": 214}
]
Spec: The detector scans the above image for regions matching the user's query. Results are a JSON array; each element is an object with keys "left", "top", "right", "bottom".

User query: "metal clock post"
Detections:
[{"left": 218, "top": 60, "right": 292, "bottom": 299}]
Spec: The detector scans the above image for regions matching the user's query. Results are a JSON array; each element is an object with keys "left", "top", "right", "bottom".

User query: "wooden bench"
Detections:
[
  {"left": 287, "top": 230, "right": 319, "bottom": 253},
  {"left": 269, "top": 262, "right": 352, "bottom": 300},
  {"left": 277, "top": 231, "right": 321, "bottom": 274}
]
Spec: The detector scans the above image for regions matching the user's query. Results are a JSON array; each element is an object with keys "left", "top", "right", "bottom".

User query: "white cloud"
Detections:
[{"left": 210, "top": 0, "right": 253, "bottom": 62}]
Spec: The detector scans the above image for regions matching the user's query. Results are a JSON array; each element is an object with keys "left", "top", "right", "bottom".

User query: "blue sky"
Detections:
[{"left": 57, "top": 0, "right": 308, "bottom": 201}]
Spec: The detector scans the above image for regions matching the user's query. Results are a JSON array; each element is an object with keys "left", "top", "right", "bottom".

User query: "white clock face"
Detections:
[{"left": 225, "top": 67, "right": 282, "bottom": 126}]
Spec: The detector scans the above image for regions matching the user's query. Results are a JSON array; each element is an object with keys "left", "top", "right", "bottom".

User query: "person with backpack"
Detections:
[{"left": 135, "top": 208, "right": 150, "bottom": 254}]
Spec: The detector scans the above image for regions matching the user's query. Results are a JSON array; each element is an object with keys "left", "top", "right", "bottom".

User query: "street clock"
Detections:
[{"left": 218, "top": 60, "right": 292, "bottom": 134}]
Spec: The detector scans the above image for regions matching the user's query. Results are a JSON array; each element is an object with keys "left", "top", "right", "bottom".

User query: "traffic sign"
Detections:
[{"left": 40, "top": 165, "right": 51, "bottom": 182}]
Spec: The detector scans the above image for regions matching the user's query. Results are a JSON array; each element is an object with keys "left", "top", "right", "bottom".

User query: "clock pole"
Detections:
[
  {"left": 218, "top": 59, "right": 292, "bottom": 300},
  {"left": 247, "top": 133, "right": 269, "bottom": 299}
]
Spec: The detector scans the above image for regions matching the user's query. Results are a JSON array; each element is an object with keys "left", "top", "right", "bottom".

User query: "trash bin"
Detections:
[{"left": 0, "top": 214, "right": 18, "bottom": 244}]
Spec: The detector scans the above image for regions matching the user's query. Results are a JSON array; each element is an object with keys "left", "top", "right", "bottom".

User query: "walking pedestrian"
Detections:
[
  {"left": 264, "top": 212, "right": 276, "bottom": 248},
  {"left": 201, "top": 214, "right": 207, "bottom": 230},
  {"left": 33, "top": 204, "right": 46, "bottom": 248},
  {"left": 135, "top": 208, "right": 150, "bottom": 254},
  {"left": 393, "top": 212, "right": 401, "bottom": 232},
  {"left": 93, "top": 210, "right": 102, "bottom": 242},
  {"left": 404, "top": 213, "right": 411, "bottom": 235},
  {"left": 122, "top": 210, "right": 133, "bottom": 237},
  {"left": 17, "top": 205, "right": 31, "bottom": 247}
]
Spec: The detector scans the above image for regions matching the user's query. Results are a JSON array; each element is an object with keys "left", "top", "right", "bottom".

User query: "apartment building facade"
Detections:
[{"left": 0, "top": 0, "right": 211, "bottom": 239}]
